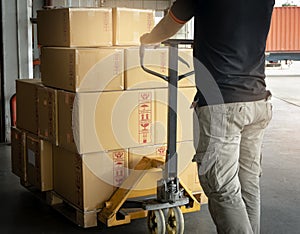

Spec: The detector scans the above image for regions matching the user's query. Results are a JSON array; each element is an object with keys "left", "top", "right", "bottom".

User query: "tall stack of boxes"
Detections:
[{"left": 11, "top": 7, "right": 202, "bottom": 223}]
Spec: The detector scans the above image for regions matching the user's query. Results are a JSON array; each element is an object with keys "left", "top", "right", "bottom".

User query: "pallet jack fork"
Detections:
[{"left": 98, "top": 40, "right": 198, "bottom": 233}]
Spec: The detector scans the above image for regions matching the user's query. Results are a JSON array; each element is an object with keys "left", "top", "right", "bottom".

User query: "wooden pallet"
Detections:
[
  {"left": 46, "top": 191, "right": 100, "bottom": 228},
  {"left": 20, "top": 180, "right": 100, "bottom": 228},
  {"left": 20, "top": 167, "right": 205, "bottom": 228}
]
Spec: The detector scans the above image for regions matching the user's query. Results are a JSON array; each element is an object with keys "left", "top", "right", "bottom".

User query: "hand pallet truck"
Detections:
[{"left": 98, "top": 39, "right": 198, "bottom": 233}]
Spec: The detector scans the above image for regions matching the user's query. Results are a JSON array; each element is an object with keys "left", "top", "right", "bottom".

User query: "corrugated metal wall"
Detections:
[{"left": 266, "top": 7, "right": 300, "bottom": 52}]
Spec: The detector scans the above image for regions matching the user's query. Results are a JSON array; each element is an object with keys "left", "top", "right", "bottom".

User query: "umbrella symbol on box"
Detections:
[
  {"left": 114, "top": 162, "right": 124, "bottom": 166},
  {"left": 139, "top": 103, "right": 150, "bottom": 112},
  {"left": 140, "top": 93, "right": 151, "bottom": 100}
]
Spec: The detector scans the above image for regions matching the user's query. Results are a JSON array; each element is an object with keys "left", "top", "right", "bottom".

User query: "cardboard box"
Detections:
[
  {"left": 26, "top": 134, "right": 53, "bottom": 191},
  {"left": 16, "top": 79, "right": 42, "bottom": 134},
  {"left": 179, "top": 157, "right": 202, "bottom": 193},
  {"left": 178, "top": 48, "right": 195, "bottom": 87},
  {"left": 128, "top": 141, "right": 202, "bottom": 195},
  {"left": 38, "top": 86, "right": 58, "bottom": 145},
  {"left": 41, "top": 47, "right": 124, "bottom": 92},
  {"left": 11, "top": 127, "right": 26, "bottom": 180},
  {"left": 53, "top": 146, "right": 129, "bottom": 211},
  {"left": 37, "top": 8, "right": 112, "bottom": 47},
  {"left": 125, "top": 47, "right": 168, "bottom": 89},
  {"left": 113, "top": 8, "right": 154, "bottom": 45},
  {"left": 125, "top": 47, "right": 195, "bottom": 90},
  {"left": 57, "top": 89, "right": 154, "bottom": 153},
  {"left": 154, "top": 87, "right": 197, "bottom": 144}
]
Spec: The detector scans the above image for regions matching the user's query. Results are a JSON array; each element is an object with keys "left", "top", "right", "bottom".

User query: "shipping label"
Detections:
[
  {"left": 113, "top": 151, "right": 127, "bottom": 187},
  {"left": 74, "top": 155, "right": 83, "bottom": 207},
  {"left": 27, "top": 149, "right": 36, "bottom": 167},
  {"left": 138, "top": 92, "right": 153, "bottom": 144},
  {"left": 113, "top": 52, "right": 122, "bottom": 76},
  {"left": 147, "top": 13, "right": 154, "bottom": 31},
  {"left": 68, "top": 53, "right": 75, "bottom": 88},
  {"left": 63, "top": 11, "right": 68, "bottom": 43},
  {"left": 160, "top": 51, "right": 167, "bottom": 73},
  {"left": 103, "top": 12, "right": 110, "bottom": 32},
  {"left": 47, "top": 92, "right": 53, "bottom": 137}
]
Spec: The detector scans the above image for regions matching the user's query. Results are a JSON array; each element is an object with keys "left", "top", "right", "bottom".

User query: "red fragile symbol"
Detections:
[
  {"left": 140, "top": 93, "right": 150, "bottom": 100},
  {"left": 157, "top": 147, "right": 166, "bottom": 155},
  {"left": 114, "top": 178, "right": 124, "bottom": 185},
  {"left": 141, "top": 123, "right": 149, "bottom": 129},
  {"left": 114, "top": 151, "right": 124, "bottom": 159}
]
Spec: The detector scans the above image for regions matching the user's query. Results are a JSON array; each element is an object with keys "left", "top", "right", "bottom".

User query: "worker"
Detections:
[{"left": 140, "top": 0, "right": 275, "bottom": 233}]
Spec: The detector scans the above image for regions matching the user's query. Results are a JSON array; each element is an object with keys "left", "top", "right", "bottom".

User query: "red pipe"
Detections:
[{"left": 10, "top": 94, "right": 16, "bottom": 127}]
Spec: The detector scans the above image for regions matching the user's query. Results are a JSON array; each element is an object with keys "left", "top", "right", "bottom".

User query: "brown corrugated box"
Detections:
[
  {"left": 53, "top": 143, "right": 202, "bottom": 212},
  {"left": 16, "top": 79, "right": 42, "bottom": 134},
  {"left": 57, "top": 89, "right": 154, "bottom": 154},
  {"left": 53, "top": 146, "right": 129, "bottom": 211},
  {"left": 113, "top": 7, "right": 155, "bottom": 45},
  {"left": 26, "top": 134, "right": 53, "bottom": 191},
  {"left": 38, "top": 86, "right": 58, "bottom": 145},
  {"left": 154, "top": 87, "right": 197, "bottom": 144},
  {"left": 40, "top": 47, "right": 124, "bottom": 92},
  {"left": 11, "top": 127, "right": 26, "bottom": 180},
  {"left": 125, "top": 47, "right": 195, "bottom": 90},
  {"left": 37, "top": 8, "right": 112, "bottom": 47},
  {"left": 125, "top": 47, "right": 168, "bottom": 89},
  {"left": 128, "top": 141, "right": 202, "bottom": 195},
  {"left": 180, "top": 158, "right": 202, "bottom": 193}
]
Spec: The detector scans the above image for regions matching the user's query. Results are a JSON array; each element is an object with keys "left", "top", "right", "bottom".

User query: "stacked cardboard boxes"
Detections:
[
  {"left": 13, "top": 79, "right": 54, "bottom": 192},
  {"left": 12, "top": 7, "right": 203, "bottom": 220}
]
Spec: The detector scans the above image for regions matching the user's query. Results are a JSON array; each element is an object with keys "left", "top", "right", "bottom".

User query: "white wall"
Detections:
[
  {"left": 275, "top": 0, "right": 300, "bottom": 6},
  {"left": 1, "top": 0, "right": 37, "bottom": 142}
]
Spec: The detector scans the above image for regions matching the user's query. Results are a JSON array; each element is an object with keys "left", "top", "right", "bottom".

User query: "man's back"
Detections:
[{"left": 188, "top": 0, "right": 275, "bottom": 105}]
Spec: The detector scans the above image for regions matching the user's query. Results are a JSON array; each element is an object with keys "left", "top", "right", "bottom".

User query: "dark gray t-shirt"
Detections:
[{"left": 170, "top": 0, "right": 275, "bottom": 106}]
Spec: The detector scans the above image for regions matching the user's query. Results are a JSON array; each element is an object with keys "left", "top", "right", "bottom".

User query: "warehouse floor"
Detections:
[{"left": 1, "top": 67, "right": 300, "bottom": 233}]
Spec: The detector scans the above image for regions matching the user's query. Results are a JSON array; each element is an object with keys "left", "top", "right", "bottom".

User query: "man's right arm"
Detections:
[
  {"left": 140, "top": 12, "right": 186, "bottom": 45},
  {"left": 140, "top": 0, "right": 194, "bottom": 45}
]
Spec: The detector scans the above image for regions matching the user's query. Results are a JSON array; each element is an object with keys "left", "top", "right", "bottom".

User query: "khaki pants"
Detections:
[{"left": 193, "top": 99, "right": 272, "bottom": 234}]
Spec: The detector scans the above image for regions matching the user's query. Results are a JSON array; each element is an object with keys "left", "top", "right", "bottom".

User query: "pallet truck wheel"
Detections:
[
  {"left": 166, "top": 206, "right": 184, "bottom": 234},
  {"left": 147, "top": 209, "right": 166, "bottom": 234}
]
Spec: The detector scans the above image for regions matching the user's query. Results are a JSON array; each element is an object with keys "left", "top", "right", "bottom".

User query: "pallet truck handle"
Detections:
[
  {"left": 139, "top": 45, "right": 169, "bottom": 81},
  {"left": 139, "top": 39, "right": 195, "bottom": 204},
  {"left": 139, "top": 40, "right": 195, "bottom": 81}
]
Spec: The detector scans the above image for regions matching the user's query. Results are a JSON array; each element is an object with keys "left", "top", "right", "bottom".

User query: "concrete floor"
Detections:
[{"left": 1, "top": 65, "right": 300, "bottom": 233}]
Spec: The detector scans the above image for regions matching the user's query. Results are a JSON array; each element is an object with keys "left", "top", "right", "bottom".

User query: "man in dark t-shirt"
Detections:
[{"left": 141, "top": 0, "right": 275, "bottom": 233}]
